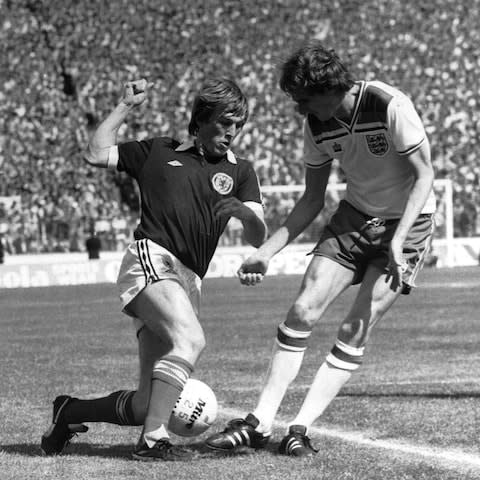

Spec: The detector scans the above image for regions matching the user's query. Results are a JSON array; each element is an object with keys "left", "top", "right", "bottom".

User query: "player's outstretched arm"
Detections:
[
  {"left": 237, "top": 165, "right": 331, "bottom": 286},
  {"left": 388, "top": 140, "right": 434, "bottom": 287},
  {"left": 84, "top": 79, "right": 153, "bottom": 168},
  {"left": 214, "top": 198, "right": 267, "bottom": 247}
]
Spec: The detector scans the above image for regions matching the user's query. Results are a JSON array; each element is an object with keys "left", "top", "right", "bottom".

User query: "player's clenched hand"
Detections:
[
  {"left": 122, "top": 79, "right": 154, "bottom": 107},
  {"left": 214, "top": 197, "right": 253, "bottom": 221},
  {"left": 237, "top": 254, "right": 269, "bottom": 286}
]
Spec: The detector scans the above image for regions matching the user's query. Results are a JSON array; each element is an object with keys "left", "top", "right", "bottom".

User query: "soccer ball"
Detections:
[{"left": 168, "top": 378, "right": 218, "bottom": 437}]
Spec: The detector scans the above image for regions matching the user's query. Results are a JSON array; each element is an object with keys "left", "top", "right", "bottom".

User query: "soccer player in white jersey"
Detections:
[{"left": 206, "top": 41, "right": 436, "bottom": 456}]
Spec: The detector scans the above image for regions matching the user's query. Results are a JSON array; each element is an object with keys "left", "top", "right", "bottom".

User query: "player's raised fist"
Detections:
[{"left": 122, "top": 79, "right": 153, "bottom": 107}]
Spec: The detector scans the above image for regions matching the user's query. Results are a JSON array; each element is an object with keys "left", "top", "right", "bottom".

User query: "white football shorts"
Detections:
[{"left": 117, "top": 238, "right": 202, "bottom": 330}]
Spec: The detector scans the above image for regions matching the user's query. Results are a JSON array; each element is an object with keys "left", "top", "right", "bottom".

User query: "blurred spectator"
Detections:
[
  {"left": 0, "top": 234, "right": 4, "bottom": 264},
  {"left": 85, "top": 229, "right": 102, "bottom": 260},
  {"left": 1, "top": 0, "right": 479, "bottom": 251}
]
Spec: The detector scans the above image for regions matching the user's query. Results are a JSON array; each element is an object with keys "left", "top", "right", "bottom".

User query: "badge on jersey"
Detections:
[
  {"left": 365, "top": 133, "right": 389, "bottom": 156},
  {"left": 211, "top": 172, "right": 234, "bottom": 195}
]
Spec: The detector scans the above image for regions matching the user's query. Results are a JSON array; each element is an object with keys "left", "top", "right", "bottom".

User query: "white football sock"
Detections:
[
  {"left": 290, "top": 362, "right": 352, "bottom": 429},
  {"left": 253, "top": 344, "right": 305, "bottom": 433},
  {"left": 143, "top": 424, "right": 170, "bottom": 448}
]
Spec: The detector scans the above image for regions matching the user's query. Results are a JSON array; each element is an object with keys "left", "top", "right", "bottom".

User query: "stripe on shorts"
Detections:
[
  {"left": 406, "top": 215, "right": 435, "bottom": 286},
  {"left": 137, "top": 239, "right": 160, "bottom": 285}
]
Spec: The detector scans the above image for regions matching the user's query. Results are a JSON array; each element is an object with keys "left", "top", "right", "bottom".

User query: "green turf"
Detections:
[{"left": 1, "top": 267, "right": 480, "bottom": 479}]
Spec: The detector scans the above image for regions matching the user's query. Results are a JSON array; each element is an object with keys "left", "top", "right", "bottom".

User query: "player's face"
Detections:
[
  {"left": 197, "top": 111, "right": 243, "bottom": 158},
  {"left": 291, "top": 90, "right": 344, "bottom": 121}
]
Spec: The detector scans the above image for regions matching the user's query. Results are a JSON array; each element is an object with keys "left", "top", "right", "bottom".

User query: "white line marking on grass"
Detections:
[
  {"left": 227, "top": 378, "right": 480, "bottom": 393},
  {"left": 422, "top": 280, "right": 480, "bottom": 289},
  {"left": 219, "top": 406, "right": 480, "bottom": 472},
  {"left": 347, "top": 378, "right": 480, "bottom": 387}
]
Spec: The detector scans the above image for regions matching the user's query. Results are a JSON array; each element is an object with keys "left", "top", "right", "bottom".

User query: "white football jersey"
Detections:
[{"left": 303, "top": 81, "right": 436, "bottom": 218}]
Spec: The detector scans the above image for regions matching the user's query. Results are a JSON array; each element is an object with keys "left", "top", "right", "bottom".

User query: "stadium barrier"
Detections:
[{"left": 0, "top": 239, "right": 479, "bottom": 289}]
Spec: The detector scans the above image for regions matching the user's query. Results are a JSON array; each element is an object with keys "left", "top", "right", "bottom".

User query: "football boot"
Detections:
[
  {"left": 205, "top": 413, "right": 270, "bottom": 452},
  {"left": 278, "top": 425, "right": 318, "bottom": 457},
  {"left": 41, "top": 395, "right": 88, "bottom": 455},
  {"left": 132, "top": 438, "right": 192, "bottom": 461}
]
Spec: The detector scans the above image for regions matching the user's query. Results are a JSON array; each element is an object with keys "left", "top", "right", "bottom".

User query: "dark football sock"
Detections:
[{"left": 63, "top": 390, "right": 141, "bottom": 425}]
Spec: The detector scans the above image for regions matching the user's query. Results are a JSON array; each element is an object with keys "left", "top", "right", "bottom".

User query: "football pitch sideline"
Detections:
[{"left": 1, "top": 267, "right": 480, "bottom": 480}]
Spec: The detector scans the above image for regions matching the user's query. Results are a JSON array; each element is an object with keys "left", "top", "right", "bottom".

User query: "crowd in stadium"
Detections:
[{"left": 1, "top": 0, "right": 479, "bottom": 255}]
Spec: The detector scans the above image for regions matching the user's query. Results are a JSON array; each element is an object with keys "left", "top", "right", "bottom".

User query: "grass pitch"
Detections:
[{"left": 1, "top": 267, "right": 480, "bottom": 479}]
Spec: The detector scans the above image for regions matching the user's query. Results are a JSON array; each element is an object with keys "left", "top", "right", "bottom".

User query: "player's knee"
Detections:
[
  {"left": 184, "top": 331, "right": 206, "bottom": 356},
  {"left": 326, "top": 338, "right": 365, "bottom": 372},
  {"left": 338, "top": 318, "right": 368, "bottom": 346},
  {"left": 175, "top": 327, "right": 206, "bottom": 360},
  {"left": 286, "top": 302, "right": 317, "bottom": 330},
  {"left": 192, "top": 330, "right": 206, "bottom": 354}
]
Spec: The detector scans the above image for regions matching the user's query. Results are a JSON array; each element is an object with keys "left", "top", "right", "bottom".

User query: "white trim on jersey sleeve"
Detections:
[
  {"left": 303, "top": 120, "right": 333, "bottom": 169},
  {"left": 243, "top": 201, "right": 265, "bottom": 221},
  {"left": 387, "top": 96, "right": 426, "bottom": 156},
  {"left": 107, "top": 145, "right": 119, "bottom": 170}
]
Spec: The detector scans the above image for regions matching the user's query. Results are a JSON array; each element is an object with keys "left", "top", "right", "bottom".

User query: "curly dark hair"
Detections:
[{"left": 279, "top": 41, "right": 355, "bottom": 97}]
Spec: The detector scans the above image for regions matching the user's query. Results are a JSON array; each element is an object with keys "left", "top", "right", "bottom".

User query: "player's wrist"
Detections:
[
  {"left": 118, "top": 99, "right": 136, "bottom": 111},
  {"left": 254, "top": 248, "right": 273, "bottom": 265},
  {"left": 239, "top": 207, "right": 256, "bottom": 223}
]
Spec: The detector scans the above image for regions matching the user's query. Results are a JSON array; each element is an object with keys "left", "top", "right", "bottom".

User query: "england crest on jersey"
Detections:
[
  {"left": 365, "top": 133, "right": 389, "bottom": 156},
  {"left": 212, "top": 172, "right": 234, "bottom": 195}
]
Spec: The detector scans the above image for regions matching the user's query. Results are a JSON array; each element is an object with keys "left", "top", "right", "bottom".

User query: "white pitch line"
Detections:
[
  {"left": 218, "top": 406, "right": 480, "bottom": 472},
  {"left": 226, "top": 378, "right": 480, "bottom": 393},
  {"left": 348, "top": 378, "right": 480, "bottom": 386},
  {"left": 422, "top": 280, "right": 480, "bottom": 289}
]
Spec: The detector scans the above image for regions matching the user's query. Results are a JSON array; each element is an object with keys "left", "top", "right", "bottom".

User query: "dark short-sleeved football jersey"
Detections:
[{"left": 114, "top": 137, "right": 261, "bottom": 278}]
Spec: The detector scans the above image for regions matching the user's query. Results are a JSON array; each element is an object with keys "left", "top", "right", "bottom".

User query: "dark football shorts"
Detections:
[{"left": 311, "top": 200, "right": 435, "bottom": 294}]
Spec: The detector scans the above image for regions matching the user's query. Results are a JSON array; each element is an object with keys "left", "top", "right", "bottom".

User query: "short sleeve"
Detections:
[
  {"left": 303, "top": 120, "right": 333, "bottom": 169},
  {"left": 117, "top": 138, "right": 155, "bottom": 178},
  {"left": 236, "top": 161, "right": 262, "bottom": 204},
  {"left": 387, "top": 96, "right": 426, "bottom": 156}
]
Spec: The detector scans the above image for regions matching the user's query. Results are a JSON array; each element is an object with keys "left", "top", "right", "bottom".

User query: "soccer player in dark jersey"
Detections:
[
  {"left": 41, "top": 78, "right": 266, "bottom": 461},
  {"left": 206, "top": 41, "right": 436, "bottom": 456}
]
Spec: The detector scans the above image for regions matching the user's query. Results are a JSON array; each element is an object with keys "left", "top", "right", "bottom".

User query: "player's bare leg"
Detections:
[
  {"left": 206, "top": 256, "right": 353, "bottom": 453},
  {"left": 128, "top": 279, "right": 205, "bottom": 461},
  {"left": 282, "top": 264, "right": 402, "bottom": 455},
  {"left": 132, "top": 325, "right": 171, "bottom": 423},
  {"left": 253, "top": 257, "right": 353, "bottom": 432}
]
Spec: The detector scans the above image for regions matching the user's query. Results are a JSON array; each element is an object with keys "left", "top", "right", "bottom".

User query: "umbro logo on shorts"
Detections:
[{"left": 168, "top": 160, "right": 183, "bottom": 167}]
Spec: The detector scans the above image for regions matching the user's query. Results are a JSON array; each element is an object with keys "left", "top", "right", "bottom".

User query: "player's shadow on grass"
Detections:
[
  {"left": 0, "top": 443, "right": 134, "bottom": 458},
  {"left": 187, "top": 441, "right": 283, "bottom": 458},
  {"left": 1, "top": 441, "right": 280, "bottom": 459}
]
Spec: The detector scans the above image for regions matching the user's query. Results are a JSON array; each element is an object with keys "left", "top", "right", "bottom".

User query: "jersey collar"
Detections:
[
  {"left": 334, "top": 81, "right": 366, "bottom": 131},
  {"left": 175, "top": 139, "right": 237, "bottom": 164}
]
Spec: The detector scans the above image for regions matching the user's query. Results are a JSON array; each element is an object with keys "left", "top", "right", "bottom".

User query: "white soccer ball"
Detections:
[{"left": 168, "top": 378, "right": 218, "bottom": 437}]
